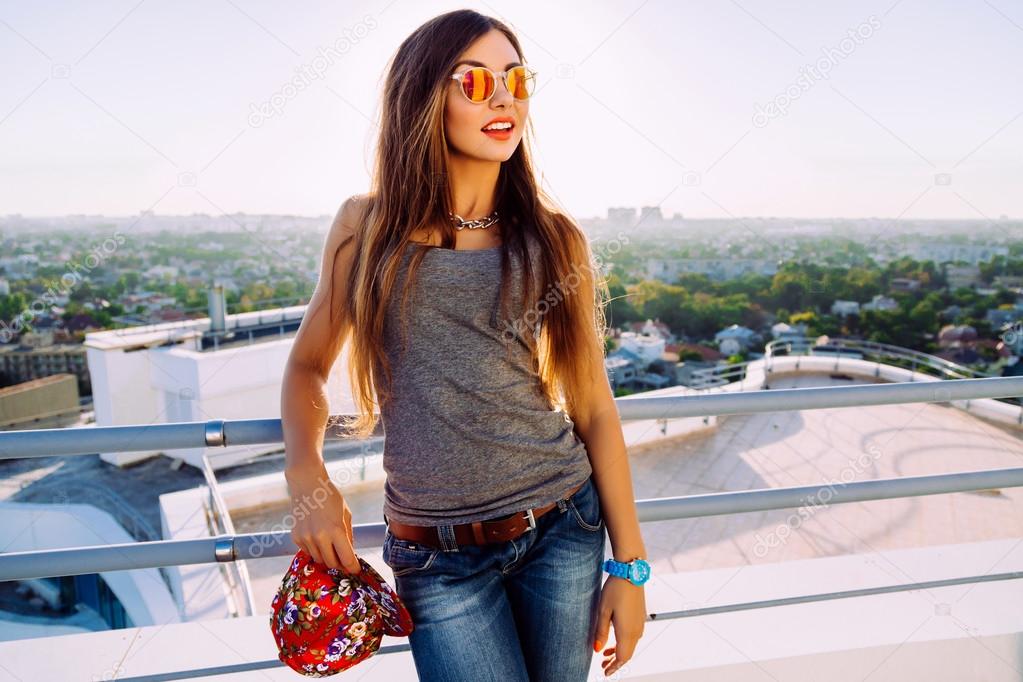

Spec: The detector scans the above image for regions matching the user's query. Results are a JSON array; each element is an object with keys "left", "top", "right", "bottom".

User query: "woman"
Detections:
[{"left": 280, "top": 9, "right": 647, "bottom": 680}]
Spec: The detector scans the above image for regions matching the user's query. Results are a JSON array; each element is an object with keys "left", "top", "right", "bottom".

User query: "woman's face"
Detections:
[{"left": 444, "top": 29, "right": 529, "bottom": 162}]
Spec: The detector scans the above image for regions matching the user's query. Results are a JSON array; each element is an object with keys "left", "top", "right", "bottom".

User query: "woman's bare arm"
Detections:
[
  {"left": 280, "top": 194, "right": 367, "bottom": 571},
  {"left": 567, "top": 243, "right": 648, "bottom": 674},
  {"left": 568, "top": 251, "right": 647, "bottom": 564}
]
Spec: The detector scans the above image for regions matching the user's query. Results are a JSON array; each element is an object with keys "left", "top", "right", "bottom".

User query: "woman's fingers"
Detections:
[
  {"left": 287, "top": 481, "right": 360, "bottom": 573},
  {"left": 302, "top": 542, "right": 322, "bottom": 566},
  {"left": 345, "top": 521, "right": 354, "bottom": 548},
  {"left": 315, "top": 537, "right": 343, "bottom": 569},
  {"left": 335, "top": 530, "right": 362, "bottom": 574},
  {"left": 610, "top": 632, "right": 638, "bottom": 665},
  {"left": 600, "top": 644, "right": 615, "bottom": 673}
]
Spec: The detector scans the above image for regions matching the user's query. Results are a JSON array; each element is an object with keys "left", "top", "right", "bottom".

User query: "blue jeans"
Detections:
[{"left": 382, "top": 473, "right": 607, "bottom": 681}]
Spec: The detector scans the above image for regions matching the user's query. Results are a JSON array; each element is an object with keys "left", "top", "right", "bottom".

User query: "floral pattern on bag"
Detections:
[{"left": 270, "top": 549, "right": 414, "bottom": 677}]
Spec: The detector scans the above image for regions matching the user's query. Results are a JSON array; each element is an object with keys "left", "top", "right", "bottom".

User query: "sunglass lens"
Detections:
[
  {"left": 508, "top": 66, "right": 535, "bottom": 100},
  {"left": 461, "top": 67, "right": 495, "bottom": 102}
]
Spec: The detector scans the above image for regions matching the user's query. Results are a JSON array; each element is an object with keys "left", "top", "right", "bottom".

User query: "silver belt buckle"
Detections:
[{"left": 522, "top": 507, "right": 536, "bottom": 532}]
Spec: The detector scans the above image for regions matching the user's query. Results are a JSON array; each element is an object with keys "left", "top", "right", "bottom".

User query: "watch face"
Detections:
[{"left": 630, "top": 559, "right": 651, "bottom": 584}]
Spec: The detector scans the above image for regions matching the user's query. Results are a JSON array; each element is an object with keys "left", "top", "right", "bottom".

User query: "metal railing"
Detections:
[
  {"left": 198, "top": 452, "right": 257, "bottom": 618},
  {"left": 686, "top": 335, "right": 1005, "bottom": 391},
  {"left": 766, "top": 336, "right": 995, "bottom": 380},
  {"left": 1, "top": 373, "right": 1022, "bottom": 674}
]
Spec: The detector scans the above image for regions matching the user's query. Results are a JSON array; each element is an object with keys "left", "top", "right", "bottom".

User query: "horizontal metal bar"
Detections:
[
  {"left": 0, "top": 527, "right": 388, "bottom": 582},
  {"left": 1, "top": 376, "right": 1021, "bottom": 459},
  {"left": 3, "top": 466, "right": 1022, "bottom": 581},
  {"left": 614, "top": 375, "right": 1023, "bottom": 420},
  {"left": 0, "top": 416, "right": 383, "bottom": 459},
  {"left": 637, "top": 466, "right": 1023, "bottom": 521},
  {"left": 111, "top": 659, "right": 295, "bottom": 682},
  {"left": 648, "top": 569, "right": 1023, "bottom": 621}
]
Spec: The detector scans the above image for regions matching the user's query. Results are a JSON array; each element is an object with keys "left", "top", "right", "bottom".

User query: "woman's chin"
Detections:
[{"left": 450, "top": 147, "right": 516, "bottom": 163}]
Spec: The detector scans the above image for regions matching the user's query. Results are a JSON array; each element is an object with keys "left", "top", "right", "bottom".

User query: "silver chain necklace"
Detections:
[{"left": 449, "top": 210, "right": 499, "bottom": 230}]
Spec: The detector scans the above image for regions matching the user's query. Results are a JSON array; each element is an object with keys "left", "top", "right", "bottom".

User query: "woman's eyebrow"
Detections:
[{"left": 454, "top": 59, "right": 522, "bottom": 69}]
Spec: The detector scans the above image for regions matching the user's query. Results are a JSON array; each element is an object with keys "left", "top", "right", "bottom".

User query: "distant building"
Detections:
[
  {"left": 120, "top": 291, "right": 178, "bottom": 314},
  {"left": 0, "top": 341, "right": 90, "bottom": 395},
  {"left": 831, "top": 300, "right": 860, "bottom": 317},
  {"left": 771, "top": 321, "right": 808, "bottom": 341},
  {"left": 145, "top": 265, "right": 180, "bottom": 280},
  {"left": 946, "top": 265, "right": 982, "bottom": 290},
  {"left": 638, "top": 206, "right": 663, "bottom": 225},
  {"left": 604, "top": 354, "right": 637, "bottom": 390},
  {"left": 607, "top": 207, "right": 637, "bottom": 225},
  {"left": 992, "top": 275, "right": 1023, "bottom": 291},
  {"left": 625, "top": 319, "right": 672, "bottom": 342},
  {"left": 605, "top": 343, "right": 674, "bottom": 391},
  {"left": 714, "top": 324, "right": 757, "bottom": 354},
  {"left": 646, "top": 258, "right": 778, "bottom": 283},
  {"left": 0, "top": 374, "right": 80, "bottom": 430},
  {"left": 908, "top": 242, "right": 1007, "bottom": 265},
  {"left": 670, "top": 343, "right": 726, "bottom": 363},
  {"left": 890, "top": 277, "right": 921, "bottom": 292},
  {"left": 618, "top": 331, "right": 666, "bottom": 370},
  {"left": 862, "top": 295, "right": 899, "bottom": 312}
]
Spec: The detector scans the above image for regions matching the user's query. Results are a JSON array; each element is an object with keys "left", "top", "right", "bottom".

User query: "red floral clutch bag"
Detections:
[{"left": 270, "top": 549, "right": 414, "bottom": 677}]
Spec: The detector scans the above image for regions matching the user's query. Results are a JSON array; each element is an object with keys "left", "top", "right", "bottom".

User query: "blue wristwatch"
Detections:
[{"left": 602, "top": 557, "right": 651, "bottom": 586}]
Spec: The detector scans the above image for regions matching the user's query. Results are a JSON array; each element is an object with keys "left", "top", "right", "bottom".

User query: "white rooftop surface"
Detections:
[{"left": 3, "top": 373, "right": 1023, "bottom": 679}]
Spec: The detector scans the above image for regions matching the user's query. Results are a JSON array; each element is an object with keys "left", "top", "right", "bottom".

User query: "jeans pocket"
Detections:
[
  {"left": 383, "top": 527, "right": 441, "bottom": 577},
  {"left": 567, "top": 477, "right": 604, "bottom": 532}
]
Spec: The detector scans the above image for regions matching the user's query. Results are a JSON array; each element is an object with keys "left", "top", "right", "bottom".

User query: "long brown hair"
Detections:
[{"left": 329, "top": 9, "right": 610, "bottom": 438}]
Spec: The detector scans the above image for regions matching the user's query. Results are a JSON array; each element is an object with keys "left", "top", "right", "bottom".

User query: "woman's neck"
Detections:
[{"left": 447, "top": 154, "right": 501, "bottom": 219}]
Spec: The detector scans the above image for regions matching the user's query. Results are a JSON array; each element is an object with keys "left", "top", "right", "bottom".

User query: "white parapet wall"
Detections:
[{"left": 762, "top": 354, "right": 1023, "bottom": 430}]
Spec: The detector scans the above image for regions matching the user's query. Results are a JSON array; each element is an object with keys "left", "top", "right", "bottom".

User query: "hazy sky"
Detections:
[{"left": 1, "top": 0, "right": 1020, "bottom": 220}]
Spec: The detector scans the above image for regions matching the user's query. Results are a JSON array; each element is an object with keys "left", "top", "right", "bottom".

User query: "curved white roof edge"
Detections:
[{"left": 0, "top": 502, "right": 180, "bottom": 632}]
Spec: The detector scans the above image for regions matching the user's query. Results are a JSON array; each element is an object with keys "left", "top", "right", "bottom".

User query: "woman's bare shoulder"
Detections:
[{"left": 331, "top": 193, "right": 375, "bottom": 242}]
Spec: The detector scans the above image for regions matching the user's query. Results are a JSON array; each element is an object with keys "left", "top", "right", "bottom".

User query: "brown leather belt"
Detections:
[{"left": 386, "top": 479, "right": 586, "bottom": 549}]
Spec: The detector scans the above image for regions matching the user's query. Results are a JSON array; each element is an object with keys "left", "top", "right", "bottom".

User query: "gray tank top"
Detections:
[{"left": 379, "top": 232, "right": 593, "bottom": 526}]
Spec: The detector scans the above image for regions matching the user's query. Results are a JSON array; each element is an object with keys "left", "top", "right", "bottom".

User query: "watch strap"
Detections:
[{"left": 602, "top": 558, "right": 630, "bottom": 579}]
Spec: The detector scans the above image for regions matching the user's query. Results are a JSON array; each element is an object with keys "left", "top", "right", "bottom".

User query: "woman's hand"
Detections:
[
  {"left": 285, "top": 464, "right": 362, "bottom": 574},
  {"left": 593, "top": 575, "right": 647, "bottom": 676}
]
